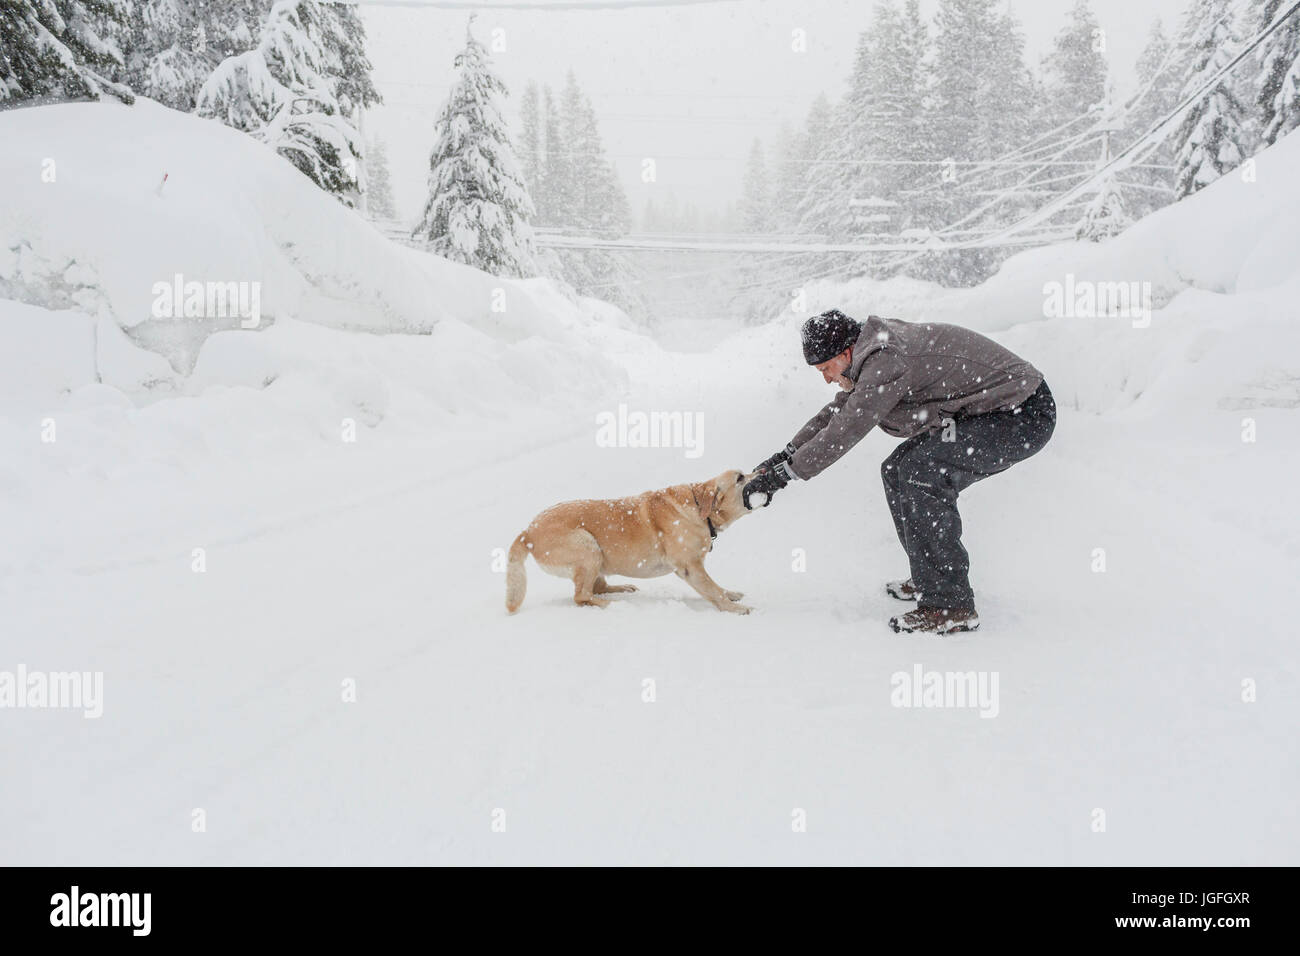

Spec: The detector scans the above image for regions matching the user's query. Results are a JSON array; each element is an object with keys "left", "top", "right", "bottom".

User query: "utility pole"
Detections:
[{"left": 1076, "top": 87, "right": 1131, "bottom": 241}]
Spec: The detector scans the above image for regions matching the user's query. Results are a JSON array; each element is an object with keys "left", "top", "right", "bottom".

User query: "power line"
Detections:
[
  {"left": 962, "top": 0, "right": 1300, "bottom": 250},
  {"left": 352, "top": 0, "right": 745, "bottom": 9}
]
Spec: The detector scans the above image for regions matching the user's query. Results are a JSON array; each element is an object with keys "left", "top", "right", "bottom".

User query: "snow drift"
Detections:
[
  {"left": 0, "top": 99, "right": 603, "bottom": 369},
  {"left": 0, "top": 99, "right": 630, "bottom": 575}
]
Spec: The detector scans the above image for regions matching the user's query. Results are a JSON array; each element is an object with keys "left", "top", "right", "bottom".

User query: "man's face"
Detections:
[{"left": 815, "top": 348, "right": 854, "bottom": 390}]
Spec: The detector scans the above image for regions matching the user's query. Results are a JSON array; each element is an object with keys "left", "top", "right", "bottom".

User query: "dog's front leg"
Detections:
[{"left": 674, "top": 561, "right": 751, "bottom": 614}]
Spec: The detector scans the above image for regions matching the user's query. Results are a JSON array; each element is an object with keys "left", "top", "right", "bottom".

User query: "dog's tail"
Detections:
[{"left": 505, "top": 532, "right": 530, "bottom": 614}]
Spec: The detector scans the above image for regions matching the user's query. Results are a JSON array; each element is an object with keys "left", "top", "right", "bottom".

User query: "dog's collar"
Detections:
[{"left": 692, "top": 486, "right": 719, "bottom": 544}]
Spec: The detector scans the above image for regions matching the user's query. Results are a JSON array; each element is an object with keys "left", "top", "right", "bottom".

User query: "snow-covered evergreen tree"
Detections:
[
  {"left": 771, "top": 93, "right": 837, "bottom": 312},
  {"left": 1256, "top": 0, "right": 1300, "bottom": 146},
  {"left": 1120, "top": 18, "right": 1182, "bottom": 217},
  {"left": 1075, "top": 174, "right": 1131, "bottom": 240},
  {"left": 545, "top": 70, "right": 641, "bottom": 315},
  {"left": 922, "top": 0, "right": 1039, "bottom": 284},
  {"left": 196, "top": 0, "right": 371, "bottom": 205},
  {"left": 875, "top": 0, "right": 930, "bottom": 223},
  {"left": 536, "top": 84, "right": 574, "bottom": 228},
  {"left": 769, "top": 121, "right": 804, "bottom": 232},
  {"left": 791, "top": 93, "right": 838, "bottom": 237},
  {"left": 734, "top": 136, "right": 781, "bottom": 321},
  {"left": 411, "top": 16, "right": 536, "bottom": 278},
  {"left": 116, "top": 0, "right": 210, "bottom": 110},
  {"left": 738, "top": 138, "right": 771, "bottom": 232},
  {"left": 366, "top": 135, "right": 397, "bottom": 220},
  {"left": 106, "top": 1, "right": 276, "bottom": 110},
  {"left": 1041, "top": 0, "right": 1107, "bottom": 129},
  {"left": 988, "top": 12, "right": 1039, "bottom": 154},
  {"left": 0, "top": 0, "right": 135, "bottom": 105},
  {"left": 517, "top": 81, "right": 543, "bottom": 201},
  {"left": 321, "top": 1, "right": 379, "bottom": 120},
  {"left": 822, "top": 0, "right": 930, "bottom": 260},
  {"left": 929, "top": 0, "right": 997, "bottom": 164},
  {"left": 1172, "top": 0, "right": 1249, "bottom": 198},
  {"left": 557, "top": 71, "right": 629, "bottom": 235}
]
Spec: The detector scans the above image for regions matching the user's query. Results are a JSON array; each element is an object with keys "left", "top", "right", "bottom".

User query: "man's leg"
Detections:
[
  {"left": 890, "top": 383, "right": 1056, "bottom": 611},
  {"left": 881, "top": 433, "right": 928, "bottom": 555}
]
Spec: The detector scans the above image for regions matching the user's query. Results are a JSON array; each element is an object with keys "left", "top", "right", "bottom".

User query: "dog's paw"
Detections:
[
  {"left": 722, "top": 602, "right": 752, "bottom": 615},
  {"left": 723, "top": 590, "right": 744, "bottom": 601}
]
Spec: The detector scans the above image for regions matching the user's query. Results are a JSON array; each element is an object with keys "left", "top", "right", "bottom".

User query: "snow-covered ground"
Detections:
[{"left": 2, "top": 101, "right": 1297, "bottom": 865}]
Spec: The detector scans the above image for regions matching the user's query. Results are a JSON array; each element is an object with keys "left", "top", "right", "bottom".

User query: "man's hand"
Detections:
[
  {"left": 743, "top": 464, "right": 791, "bottom": 510},
  {"left": 754, "top": 443, "right": 796, "bottom": 475}
]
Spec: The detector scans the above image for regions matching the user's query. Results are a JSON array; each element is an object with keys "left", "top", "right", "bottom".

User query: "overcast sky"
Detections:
[{"left": 357, "top": 0, "right": 1193, "bottom": 226}]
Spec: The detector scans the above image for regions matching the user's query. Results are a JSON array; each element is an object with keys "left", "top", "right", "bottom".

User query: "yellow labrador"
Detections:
[{"left": 505, "top": 469, "right": 756, "bottom": 614}]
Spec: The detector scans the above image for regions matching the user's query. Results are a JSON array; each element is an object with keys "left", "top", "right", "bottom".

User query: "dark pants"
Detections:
[{"left": 880, "top": 380, "right": 1056, "bottom": 611}]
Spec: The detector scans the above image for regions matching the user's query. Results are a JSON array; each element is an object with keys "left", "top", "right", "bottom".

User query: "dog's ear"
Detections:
[{"left": 697, "top": 482, "right": 722, "bottom": 520}]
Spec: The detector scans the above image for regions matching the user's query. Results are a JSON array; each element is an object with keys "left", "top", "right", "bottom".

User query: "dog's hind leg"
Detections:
[{"left": 569, "top": 530, "right": 610, "bottom": 608}]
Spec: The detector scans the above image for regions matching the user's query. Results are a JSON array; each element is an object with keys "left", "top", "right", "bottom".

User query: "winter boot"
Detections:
[
  {"left": 889, "top": 606, "right": 980, "bottom": 634},
  {"left": 885, "top": 578, "right": 920, "bottom": 601}
]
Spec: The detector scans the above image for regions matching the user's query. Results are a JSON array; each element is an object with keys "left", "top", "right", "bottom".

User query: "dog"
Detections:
[{"left": 505, "top": 469, "right": 757, "bottom": 614}]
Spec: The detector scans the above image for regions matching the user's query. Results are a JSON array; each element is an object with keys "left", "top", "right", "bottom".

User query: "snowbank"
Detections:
[
  {"left": 0, "top": 99, "right": 640, "bottom": 575},
  {"left": 0, "top": 99, "right": 596, "bottom": 367}
]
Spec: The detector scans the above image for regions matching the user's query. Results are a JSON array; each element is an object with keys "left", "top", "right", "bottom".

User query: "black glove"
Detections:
[
  {"left": 743, "top": 464, "right": 791, "bottom": 510},
  {"left": 754, "top": 443, "right": 796, "bottom": 475}
]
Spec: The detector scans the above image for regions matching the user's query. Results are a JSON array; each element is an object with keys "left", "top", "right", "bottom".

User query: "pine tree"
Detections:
[
  {"left": 876, "top": 0, "right": 930, "bottom": 229},
  {"left": 1257, "top": 0, "right": 1300, "bottom": 146},
  {"left": 321, "top": 0, "right": 381, "bottom": 202},
  {"left": 776, "top": 94, "right": 838, "bottom": 313},
  {"left": 0, "top": 0, "right": 136, "bottom": 105},
  {"left": 537, "top": 84, "right": 573, "bottom": 228},
  {"left": 196, "top": 0, "right": 370, "bottom": 205},
  {"left": 739, "top": 138, "right": 771, "bottom": 232},
  {"left": 984, "top": 11, "right": 1041, "bottom": 196},
  {"left": 411, "top": 16, "right": 536, "bottom": 278},
  {"left": 769, "top": 121, "right": 802, "bottom": 232},
  {"left": 824, "top": 0, "right": 930, "bottom": 272},
  {"left": 734, "top": 136, "right": 780, "bottom": 321},
  {"left": 792, "top": 93, "right": 837, "bottom": 237},
  {"left": 544, "top": 71, "right": 641, "bottom": 315},
  {"left": 324, "top": 1, "right": 379, "bottom": 117},
  {"left": 824, "top": 18, "right": 886, "bottom": 245},
  {"left": 1041, "top": 0, "right": 1107, "bottom": 129},
  {"left": 1172, "top": 0, "right": 1248, "bottom": 198},
  {"left": 366, "top": 136, "right": 397, "bottom": 220},
  {"left": 107, "top": 1, "right": 277, "bottom": 110},
  {"left": 923, "top": 0, "right": 1039, "bottom": 284},
  {"left": 1075, "top": 174, "right": 1131, "bottom": 240},
  {"left": 1121, "top": 18, "right": 1182, "bottom": 217},
  {"left": 517, "top": 81, "right": 543, "bottom": 200},
  {"left": 116, "top": 0, "right": 210, "bottom": 110},
  {"left": 559, "top": 72, "right": 629, "bottom": 235},
  {"left": 930, "top": 0, "right": 996, "bottom": 165}
]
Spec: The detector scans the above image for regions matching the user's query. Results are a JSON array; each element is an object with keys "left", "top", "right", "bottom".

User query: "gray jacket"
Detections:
[{"left": 785, "top": 315, "right": 1044, "bottom": 480}]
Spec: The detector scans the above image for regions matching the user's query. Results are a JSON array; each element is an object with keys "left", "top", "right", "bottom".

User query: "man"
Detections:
[{"left": 743, "top": 309, "right": 1056, "bottom": 634}]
